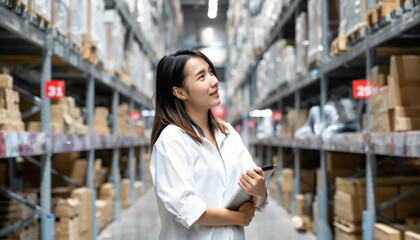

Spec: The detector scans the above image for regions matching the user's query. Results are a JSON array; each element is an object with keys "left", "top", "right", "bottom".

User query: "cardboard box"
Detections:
[
  {"left": 371, "top": 66, "right": 390, "bottom": 87},
  {"left": 390, "top": 56, "right": 420, "bottom": 107},
  {"left": 281, "top": 169, "right": 294, "bottom": 192},
  {"left": 53, "top": 198, "right": 80, "bottom": 218},
  {"left": 296, "top": 194, "right": 308, "bottom": 217},
  {"left": 371, "top": 86, "right": 392, "bottom": 110},
  {"left": 335, "top": 226, "right": 362, "bottom": 240},
  {"left": 71, "top": 188, "right": 92, "bottom": 237},
  {"left": 375, "top": 223, "right": 401, "bottom": 240},
  {"left": 395, "top": 117, "right": 420, "bottom": 131},
  {"left": 121, "top": 178, "right": 131, "bottom": 209},
  {"left": 99, "top": 183, "right": 116, "bottom": 202},
  {"left": 0, "top": 75, "right": 13, "bottom": 89},
  {"left": 371, "top": 109, "right": 395, "bottom": 132},
  {"left": 406, "top": 231, "right": 420, "bottom": 240}
]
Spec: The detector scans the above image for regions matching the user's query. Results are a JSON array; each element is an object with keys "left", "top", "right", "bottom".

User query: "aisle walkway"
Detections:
[{"left": 98, "top": 189, "right": 317, "bottom": 240}]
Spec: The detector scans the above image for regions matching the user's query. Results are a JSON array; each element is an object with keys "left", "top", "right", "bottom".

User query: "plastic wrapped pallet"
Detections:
[
  {"left": 67, "top": 0, "right": 82, "bottom": 49},
  {"left": 103, "top": 10, "right": 125, "bottom": 74},
  {"left": 307, "top": 0, "right": 322, "bottom": 66},
  {"left": 345, "top": 0, "right": 367, "bottom": 37},
  {"left": 51, "top": 0, "right": 69, "bottom": 36},
  {"left": 295, "top": 12, "right": 308, "bottom": 75},
  {"left": 34, "top": 0, "right": 51, "bottom": 23}
]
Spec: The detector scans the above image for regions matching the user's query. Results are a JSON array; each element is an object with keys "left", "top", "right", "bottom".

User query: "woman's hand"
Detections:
[
  {"left": 237, "top": 202, "right": 255, "bottom": 226},
  {"left": 238, "top": 168, "right": 268, "bottom": 198}
]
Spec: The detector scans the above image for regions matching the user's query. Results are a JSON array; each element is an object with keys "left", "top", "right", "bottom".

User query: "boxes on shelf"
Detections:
[
  {"left": 67, "top": 0, "right": 83, "bottom": 49},
  {"left": 282, "top": 109, "right": 309, "bottom": 137},
  {"left": 390, "top": 55, "right": 420, "bottom": 107},
  {"left": 121, "top": 178, "right": 131, "bottom": 209},
  {"left": 281, "top": 168, "right": 316, "bottom": 194},
  {"left": 406, "top": 231, "right": 420, "bottom": 240},
  {"left": 134, "top": 181, "right": 144, "bottom": 199},
  {"left": 103, "top": 10, "right": 125, "bottom": 75},
  {"left": 96, "top": 199, "right": 114, "bottom": 233},
  {"left": 94, "top": 107, "right": 111, "bottom": 135},
  {"left": 71, "top": 188, "right": 93, "bottom": 238},
  {"left": 99, "top": 183, "right": 116, "bottom": 202}
]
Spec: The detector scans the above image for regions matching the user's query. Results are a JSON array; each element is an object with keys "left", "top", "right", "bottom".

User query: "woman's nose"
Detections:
[{"left": 210, "top": 75, "right": 219, "bottom": 87}]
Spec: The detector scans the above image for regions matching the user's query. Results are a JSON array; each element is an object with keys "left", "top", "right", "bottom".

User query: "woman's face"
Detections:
[{"left": 180, "top": 56, "right": 221, "bottom": 111}]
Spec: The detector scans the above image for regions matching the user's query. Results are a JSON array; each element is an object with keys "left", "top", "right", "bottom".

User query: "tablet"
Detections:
[{"left": 225, "top": 165, "right": 276, "bottom": 211}]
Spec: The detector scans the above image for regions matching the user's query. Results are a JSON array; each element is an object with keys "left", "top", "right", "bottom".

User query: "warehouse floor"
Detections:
[{"left": 98, "top": 189, "right": 316, "bottom": 240}]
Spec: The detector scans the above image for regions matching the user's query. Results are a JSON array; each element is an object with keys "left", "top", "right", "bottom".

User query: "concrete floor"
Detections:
[{"left": 98, "top": 189, "right": 317, "bottom": 240}]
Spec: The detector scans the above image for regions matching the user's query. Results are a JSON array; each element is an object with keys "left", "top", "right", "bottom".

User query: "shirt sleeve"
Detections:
[
  {"left": 150, "top": 136, "right": 207, "bottom": 229},
  {"left": 230, "top": 125, "right": 269, "bottom": 211}
]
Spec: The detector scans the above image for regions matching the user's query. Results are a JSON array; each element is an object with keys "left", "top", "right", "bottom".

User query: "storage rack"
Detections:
[
  {"left": 227, "top": 1, "right": 420, "bottom": 240},
  {"left": 0, "top": 0, "right": 177, "bottom": 239}
]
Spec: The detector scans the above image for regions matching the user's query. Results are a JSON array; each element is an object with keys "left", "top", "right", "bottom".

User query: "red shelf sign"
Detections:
[
  {"left": 130, "top": 110, "right": 141, "bottom": 121},
  {"left": 46, "top": 80, "right": 65, "bottom": 98},
  {"left": 353, "top": 80, "right": 371, "bottom": 99}
]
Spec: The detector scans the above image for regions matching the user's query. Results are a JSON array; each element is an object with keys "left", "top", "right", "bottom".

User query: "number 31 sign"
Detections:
[
  {"left": 353, "top": 80, "right": 371, "bottom": 99},
  {"left": 46, "top": 80, "right": 65, "bottom": 98}
]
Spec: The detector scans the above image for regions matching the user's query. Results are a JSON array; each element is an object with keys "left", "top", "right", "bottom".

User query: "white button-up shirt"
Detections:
[{"left": 150, "top": 123, "right": 266, "bottom": 240}]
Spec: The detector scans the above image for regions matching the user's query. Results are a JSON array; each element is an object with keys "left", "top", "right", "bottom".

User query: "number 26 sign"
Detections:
[
  {"left": 46, "top": 80, "right": 65, "bottom": 98},
  {"left": 353, "top": 80, "right": 371, "bottom": 99}
]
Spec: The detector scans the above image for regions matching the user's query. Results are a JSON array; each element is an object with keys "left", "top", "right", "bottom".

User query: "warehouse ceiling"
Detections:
[{"left": 179, "top": 0, "right": 230, "bottom": 81}]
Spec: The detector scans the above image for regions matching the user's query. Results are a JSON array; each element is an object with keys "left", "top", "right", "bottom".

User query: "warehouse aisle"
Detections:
[{"left": 98, "top": 189, "right": 316, "bottom": 240}]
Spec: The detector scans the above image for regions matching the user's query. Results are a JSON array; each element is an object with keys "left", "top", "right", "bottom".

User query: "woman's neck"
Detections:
[{"left": 186, "top": 107, "right": 209, "bottom": 133}]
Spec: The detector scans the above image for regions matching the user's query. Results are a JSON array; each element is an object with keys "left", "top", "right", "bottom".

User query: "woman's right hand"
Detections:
[{"left": 237, "top": 201, "right": 255, "bottom": 226}]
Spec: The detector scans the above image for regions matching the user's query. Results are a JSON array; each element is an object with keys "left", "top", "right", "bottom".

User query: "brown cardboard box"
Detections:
[
  {"left": 371, "top": 86, "right": 392, "bottom": 110},
  {"left": 281, "top": 169, "right": 294, "bottom": 192},
  {"left": 52, "top": 97, "right": 75, "bottom": 108},
  {"left": 0, "top": 74, "right": 13, "bottom": 89},
  {"left": 390, "top": 56, "right": 420, "bottom": 107},
  {"left": 395, "top": 107, "right": 420, "bottom": 118},
  {"left": 70, "top": 160, "right": 87, "bottom": 185},
  {"left": 71, "top": 188, "right": 92, "bottom": 237},
  {"left": 395, "top": 117, "right": 420, "bottom": 131},
  {"left": 371, "top": 109, "right": 395, "bottom": 132},
  {"left": 121, "top": 178, "right": 131, "bottom": 209},
  {"left": 375, "top": 223, "right": 401, "bottom": 240},
  {"left": 296, "top": 194, "right": 308, "bottom": 216},
  {"left": 99, "top": 183, "right": 116, "bottom": 202},
  {"left": 335, "top": 226, "right": 362, "bottom": 240},
  {"left": 371, "top": 66, "right": 390, "bottom": 87},
  {"left": 53, "top": 198, "right": 80, "bottom": 218},
  {"left": 406, "top": 231, "right": 420, "bottom": 240}
]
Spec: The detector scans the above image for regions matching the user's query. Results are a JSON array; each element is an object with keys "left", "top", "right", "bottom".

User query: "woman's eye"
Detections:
[{"left": 199, "top": 75, "right": 204, "bottom": 80}]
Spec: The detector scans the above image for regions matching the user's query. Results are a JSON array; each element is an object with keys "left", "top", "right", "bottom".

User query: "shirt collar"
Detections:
[{"left": 193, "top": 125, "right": 230, "bottom": 148}]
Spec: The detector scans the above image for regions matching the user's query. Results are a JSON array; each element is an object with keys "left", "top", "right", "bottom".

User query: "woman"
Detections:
[{"left": 150, "top": 49, "right": 268, "bottom": 240}]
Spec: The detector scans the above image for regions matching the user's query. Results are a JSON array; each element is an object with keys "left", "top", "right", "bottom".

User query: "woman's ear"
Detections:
[{"left": 172, "top": 87, "right": 187, "bottom": 100}]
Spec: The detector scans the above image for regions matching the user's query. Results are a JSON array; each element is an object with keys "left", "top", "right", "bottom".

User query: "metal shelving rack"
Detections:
[
  {"left": 228, "top": 1, "right": 420, "bottom": 240},
  {"left": 0, "top": 0, "right": 162, "bottom": 239}
]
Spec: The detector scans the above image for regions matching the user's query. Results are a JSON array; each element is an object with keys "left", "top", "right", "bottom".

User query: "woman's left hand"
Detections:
[{"left": 238, "top": 168, "right": 268, "bottom": 198}]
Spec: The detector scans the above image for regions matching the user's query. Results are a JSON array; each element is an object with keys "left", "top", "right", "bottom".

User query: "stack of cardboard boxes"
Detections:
[
  {"left": 117, "top": 103, "right": 132, "bottom": 137},
  {"left": 0, "top": 68, "right": 25, "bottom": 132},
  {"left": 280, "top": 168, "right": 316, "bottom": 214},
  {"left": 334, "top": 177, "right": 420, "bottom": 240},
  {"left": 0, "top": 191, "right": 39, "bottom": 239},
  {"left": 371, "top": 56, "right": 420, "bottom": 132},
  {"left": 374, "top": 223, "right": 420, "bottom": 240},
  {"left": 94, "top": 107, "right": 111, "bottom": 135},
  {"left": 120, "top": 178, "right": 131, "bottom": 209},
  {"left": 134, "top": 181, "right": 144, "bottom": 199},
  {"left": 53, "top": 198, "right": 81, "bottom": 240},
  {"left": 27, "top": 97, "right": 89, "bottom": 134},
  {"left": 97, "top": 183, "right": 116, "bottom": 232},
  {"left": 70, "top": 188, "right": 93, "bottom": 240}
]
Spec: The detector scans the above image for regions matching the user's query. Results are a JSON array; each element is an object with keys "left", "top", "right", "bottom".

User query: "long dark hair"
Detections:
[{"left": 151, "top": 49, "right": 228, "bottom": 146}]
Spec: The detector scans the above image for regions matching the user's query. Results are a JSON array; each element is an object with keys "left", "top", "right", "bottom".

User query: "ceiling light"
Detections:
[{"left": 208, "top": 0, "right": 218, "bottom": 19}]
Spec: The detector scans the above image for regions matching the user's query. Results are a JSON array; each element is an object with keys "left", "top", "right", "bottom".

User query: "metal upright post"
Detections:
[
  {"left": 139, "top": 146, "right": 146, "bottom": 185},
  {"left": 292, "top": 90, "right": 301, "bottom": 216},
  {"left": 112, "top": 89, "right": 121, "bottom": 220},
  {"left": 128, "top": 99, "right": 137, "bottom": 205},
  {"left": 363, "top": 44, "right": 377, "bottom": 240},
  {"left": 40, "top": 33, "right": 54, "bottom": 240},
  {"left": 242, "top": 115, "right": 249, "bottom": 149},
  {"left": 265, "top": 146, "right": 272, "bottom": 186},
  {"left": 277, "top": 100, "right": 284, "bottom": 205},
  {"left": 86, "top": 73, "right": 98, "bottom": 239},
  {"left": 318, "top": 74, "right": 333, "bottom": 240}
]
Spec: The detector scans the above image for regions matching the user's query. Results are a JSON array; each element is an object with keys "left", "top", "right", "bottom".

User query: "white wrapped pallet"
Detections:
[
  {"left": 295, "top": 12, "right": 308, "bottom": 75},
  {"left": 67, "top": 0, "right": 83, "bottom": 49},
  {"left": 103, "top": 10, "right": 125, "bottom": 74},
  {"left": 307, "top": 0, "right": 322, "bottom": 66},
  {"left": 51, "top": 0, "right": 69, "bottom": 36},
  {"left": 34, "top": 0, "right": 51, "bottom": 22},
  {"left": 345, "top": 0, "right": 367, "bottom": 37}
]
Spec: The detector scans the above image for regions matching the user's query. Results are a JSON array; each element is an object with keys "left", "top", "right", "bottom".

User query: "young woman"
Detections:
[{"left": 150, "top": 49, "right": 268, "bottom": 240}]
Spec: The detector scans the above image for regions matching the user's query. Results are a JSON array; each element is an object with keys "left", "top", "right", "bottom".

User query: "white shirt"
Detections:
[{"left": 150, "top": 123, "right": 267, "bottom": 240}]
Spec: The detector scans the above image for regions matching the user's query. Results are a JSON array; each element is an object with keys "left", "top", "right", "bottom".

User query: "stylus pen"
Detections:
[{"left": 261, "top": 164, "right": 277, "bottom": 171}]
